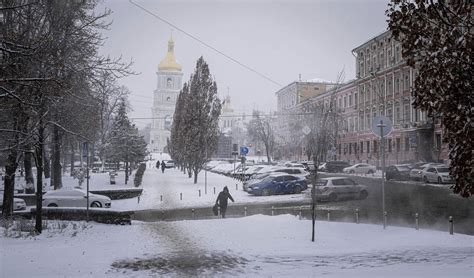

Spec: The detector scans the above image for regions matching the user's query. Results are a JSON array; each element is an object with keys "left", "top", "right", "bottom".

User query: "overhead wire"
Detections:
[{"left": 128, "top": 0, "right": 282, "bottom": 87}]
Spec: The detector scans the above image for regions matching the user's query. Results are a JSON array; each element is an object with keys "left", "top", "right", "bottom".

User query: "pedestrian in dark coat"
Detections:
[
  {"left": 161, "top": 161, "right": 166, "bottom": 173},
  {"left": 216, "top": 186, "right": 234, "bottom": 218},
  {"left": 156, "top": 160, "right": 160, "bottom": 169}
]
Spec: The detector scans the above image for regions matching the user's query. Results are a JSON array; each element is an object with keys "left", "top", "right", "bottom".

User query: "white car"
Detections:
[
  {"left": 422, "top": 166, "right": 453, "bottom": 184},
  {"left": 0, "top": 197, "right": 27, "bottom": 211},
  {"left": 343, "top": 163, "right": 376, "bottom": 174},
  {"left": 164, "top": 160, "right": 175, "bottom": 168},
  {"left": 42, "top": 189, "right": 111, "bottom": 208},
  {"left": 313, "top": 177, "right": 369, "bottom": 202},
  {"left": 409, "top": 163, "right": 444, "bottom": 181}
]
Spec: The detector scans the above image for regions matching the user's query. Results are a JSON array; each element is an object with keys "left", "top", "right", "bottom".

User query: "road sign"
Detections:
[
  {"left": 372, "top": 116, "right": 393, "bottom": 137},
  {"left": 302, "top": 125, "right": 311, "bottom": 135},
  {"left": 240, "top": 146, "right": 249, "bottom": 156}
]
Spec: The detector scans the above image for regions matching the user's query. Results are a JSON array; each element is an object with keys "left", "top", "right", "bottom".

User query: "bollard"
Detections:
[
  {"left": 299, "top": 206, "right": 303, "bottom": 220},
  {"left": 214, "top": 187, "right": 216, "bottom": 194},
  {"left": 192, "top": 209, "right": 195, "bottom": 219},
  {"left": 383, "top": 211, "right": 388, "bottom": 229},
  {"left": 160, "top": 195, "right": 163, "bottom": 202},
  {"left": 271, "top": 206, "right": 274, "bottom": 216},
  {"left": 180, "top": 193, "right": 182, "bottom": 200},
  {"left": 327, "top": 210, "right": 331, "bottom": 222},
  {"left": 137, "top": 196, "right": 140, "bottom": 204},
  {"left": 449, "top": 216, "right": 454, "bottom": 235},
  {"left": 244, "top": 206, "right": 247, "bottom": 217},
  {"left": 415, "top": 213, "right": 419, "bottom": 230},
  {"left": 355, "top": 209, "right": 359, "bottom": 224},
  {"left": 199, "top": 189, "right": 201, "bottom": 197},
  {"left": 236, "top": 184, "right": 238, "bottom": 190}
]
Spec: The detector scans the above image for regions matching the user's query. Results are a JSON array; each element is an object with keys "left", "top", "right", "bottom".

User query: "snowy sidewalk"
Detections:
[
  {"left": 112, "top": 166, "right": 309, "bottom": 211},
  {"left": 1, "top": 215, "right": 472, "bottom": 277}
]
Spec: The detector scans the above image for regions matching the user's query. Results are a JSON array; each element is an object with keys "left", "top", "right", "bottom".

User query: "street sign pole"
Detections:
[
  {"left": 83, "top": 142, "right": 90, "bottom": 222},
  {"left": 205, "top": 144, "right": 208, "bottom": 195},
  {"left": 377, "top": 120, "right": 386, "bottom": 230}
]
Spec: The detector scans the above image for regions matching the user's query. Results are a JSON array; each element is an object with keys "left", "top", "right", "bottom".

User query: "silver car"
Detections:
[
  {"left": 422, "top": 166, "right": 452, "bottom": 184},
  {"left": 0, "top": 197, "right": 27, "bottom": 211},
  {"left": 313, "top": 177, "right": 369, "bottom": 202},
  {"left": 42, "top": 189, "right": 111, "bottom": 208}
]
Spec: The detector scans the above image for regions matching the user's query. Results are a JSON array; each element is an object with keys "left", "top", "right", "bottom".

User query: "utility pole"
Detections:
[{"left": 377, "top": 120, "right": 386, "bottom": 229}]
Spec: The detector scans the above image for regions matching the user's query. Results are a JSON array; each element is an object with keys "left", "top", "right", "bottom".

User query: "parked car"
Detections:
[
  {"left": 247, "top": 174, "right": 308, "bottom": 196},
  {"left": 42, "top": 189, "right": 111, "bottom": 208},
  {"left": 301, "top": 161, "right": 316, "bottom": 171},
  {"left": 318, "top": 162, "right": 327, "bottom": 172},
  {"left": 409, "top": 163, "right": 444, "bottom": 181},
  {"left": 313, "top": 177, "right": 368, "bottom": 202},
  {"left": 385, "top": 164, "right": 411, "bottom": 180},
  {"left": 164, "top": 160, "right": 175, "bottom": 168},
  {"left": 422, "top": 166, "right": 453, "bottom": 184},
  {"left": 343, "top": 163, "right": 376, "bottom": 174},
  {"left": 0, "top": 197, "right": 27, "bottom": 211},
  {"left": 325, "top": 161, "right": 351, "bottom": 173}
]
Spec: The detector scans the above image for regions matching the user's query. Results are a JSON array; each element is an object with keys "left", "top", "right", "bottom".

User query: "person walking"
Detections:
[
  {"left": 215, "top": 186, "right": 234, "bottom": 218},
  {"left": 161, "top": 160, "right": 166, "bottom": 173},
  {"left": 156, "top": 160, "right": 160, "bottom": 169}
]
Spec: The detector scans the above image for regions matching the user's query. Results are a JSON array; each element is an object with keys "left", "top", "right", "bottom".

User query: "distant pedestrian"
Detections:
[
  {"left": 161, "top": 161, "right": 166, "bottom": 173},
  {"left": 156, "top": 160, "right": 160, "bottom": 169},
  {"left": 216, "top": 186, "right": 234, "bottom": 218}
]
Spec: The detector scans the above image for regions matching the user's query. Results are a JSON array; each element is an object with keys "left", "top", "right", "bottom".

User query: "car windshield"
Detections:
[{"left": 437, "top": 167, "right": 449, "bottom": 173}]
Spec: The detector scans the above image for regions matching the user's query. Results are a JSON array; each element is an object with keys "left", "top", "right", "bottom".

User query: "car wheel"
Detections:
[
  {"left": 438, "top": 177, "right": 442, "bottom": 184},
  {"left": 293, "top": 186, "right": 302, "bottom": 194},
  {"left": 350, "top": 170, "right": 355, "bottom": 174},
  {"left": 262, "top": 189, "right": 272, "bottom": 196},
  {"left": 91, "top": 201, "right": 101, "bottom": 208},
  {"left": 423, "top": 176, "right": 429, "bottom": 183},
  {"left": 368, "top": 170, "right": 374, "bottom": 174},
  {"left": 359, "top": 190, "right": 368, "bottom": 200},
  {"left": 329, "top": 193, "right": 338, "bottom": 202},
  {"left": 47, "top": 203, "right": 58, "bottom": 207}
]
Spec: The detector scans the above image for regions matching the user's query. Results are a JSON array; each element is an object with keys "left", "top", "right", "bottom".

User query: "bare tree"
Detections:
[{"left": 247, "top": 111, "right": 276, "bottom": 164}]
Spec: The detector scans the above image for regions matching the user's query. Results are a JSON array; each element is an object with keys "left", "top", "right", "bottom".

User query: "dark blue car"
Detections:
[{"left": 247, "top": 174, "right": 307, "bottom": 196}]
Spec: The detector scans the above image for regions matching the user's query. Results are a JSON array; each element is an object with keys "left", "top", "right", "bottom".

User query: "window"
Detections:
[
  {"left": 367, "top": 141, "right": 370, "bottom": 153},
  {"left": 373, "top": 140, "right": 378, "bottom": 153},
  {"left": 164, "top": 115, "right": 172, "bottom": 130},
  {"left": 403, "top": 103, "right": 410, "bottom": 122},
  {"left": 405, "top": 137, "right": 410, "bottom": 151},
  {"left": 349, "top": 143, "right": 352, "bottom": 155},
  {"left": 388, "top": 139, "right": 392, "bottom": 152},
  {"left": 166, "top": 78, "right": 173, "bottom": 88},
  {"left": 338, "top": 144, "right": 341, "bottom": 155},
  {"left": 343, "top": 96, "right": 347, "bottom": 108},
  {"left": 395, "top": 104, "right": 401, "bottom": 124},
  {"left": 360, "top": 142, "right": 364, "bottom": 153},
  {"left": 396, "top": 138, "right": 401, "bottom": 152},
  {"left": 349, "top": 94, "right": 353, "bottom": 107}
]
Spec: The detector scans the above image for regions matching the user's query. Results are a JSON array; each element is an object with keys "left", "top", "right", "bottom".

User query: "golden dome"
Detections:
[{"left": 158, "top": 37, "right": 182, "bottom": 72}]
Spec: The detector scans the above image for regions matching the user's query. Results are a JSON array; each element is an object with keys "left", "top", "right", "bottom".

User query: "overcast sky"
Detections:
[{"left": 96, "top": 0, "right": 389, "bottom": 128}]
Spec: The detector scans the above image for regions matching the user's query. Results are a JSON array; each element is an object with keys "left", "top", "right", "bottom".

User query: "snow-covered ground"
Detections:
[
  {"left": 1, "top": 215, "right": 472, "bottom": 277},
  {"left": 2, "top": 154, "right": 473, "bottom": 277}
]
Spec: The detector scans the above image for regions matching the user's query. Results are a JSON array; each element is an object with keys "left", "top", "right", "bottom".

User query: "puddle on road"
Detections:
[{"left": 111, "top": 251, "right": 249, "bottom": 276}]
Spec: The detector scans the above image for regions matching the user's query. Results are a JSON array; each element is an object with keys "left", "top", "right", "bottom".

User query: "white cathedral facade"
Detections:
[{"left": 149, "top": 37, "right": 183, "bottom": 152}]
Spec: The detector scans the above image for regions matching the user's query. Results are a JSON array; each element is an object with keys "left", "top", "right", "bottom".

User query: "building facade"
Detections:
[
  {"left": 336, "top": 31, "right": 448, "bottom": 166},
  {"left": 274, "top": 31, "right": 448, "bottom": 165},
  {"left": 149, "top": 37, "right": 183, "bottom": 152}
]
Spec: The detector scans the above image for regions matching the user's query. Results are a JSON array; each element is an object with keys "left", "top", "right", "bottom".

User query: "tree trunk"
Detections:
[
  {"left": 43, "top": 147, "right": 51, "bottom": 179},
  {"left": 265, "top": 142, "right": 271, "bottom": 164},
  {"left": 125, "top": 159, "right": 129, "bottom": 184},
  {"left": 24, "top": 151, "right": 35, "bottom": 193},
  {"left": 52, "top": 124, "right": 62, "bottom": 189},
  {"left": 35, "top": 124, "right": 45, "bottom": 234},
  {"left": 193, "top": 169, "right": 198, "bottom": 184},
  {"left": 2, "top": 151, "right": 18, "bottom": 217},
  {"left": 70, "top": 140, "right": 75, "bottom": 176}
]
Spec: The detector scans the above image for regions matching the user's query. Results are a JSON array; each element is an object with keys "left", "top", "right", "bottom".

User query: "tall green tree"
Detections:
[
  {"left": 387, "top": 0, "right": 473, "bottom": 197},
  {"left": 170, "top": 57, "right": 221, "bottom": 183},
  {"left": 107, "top": 99, "right": 147, "bottom": 184}
]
